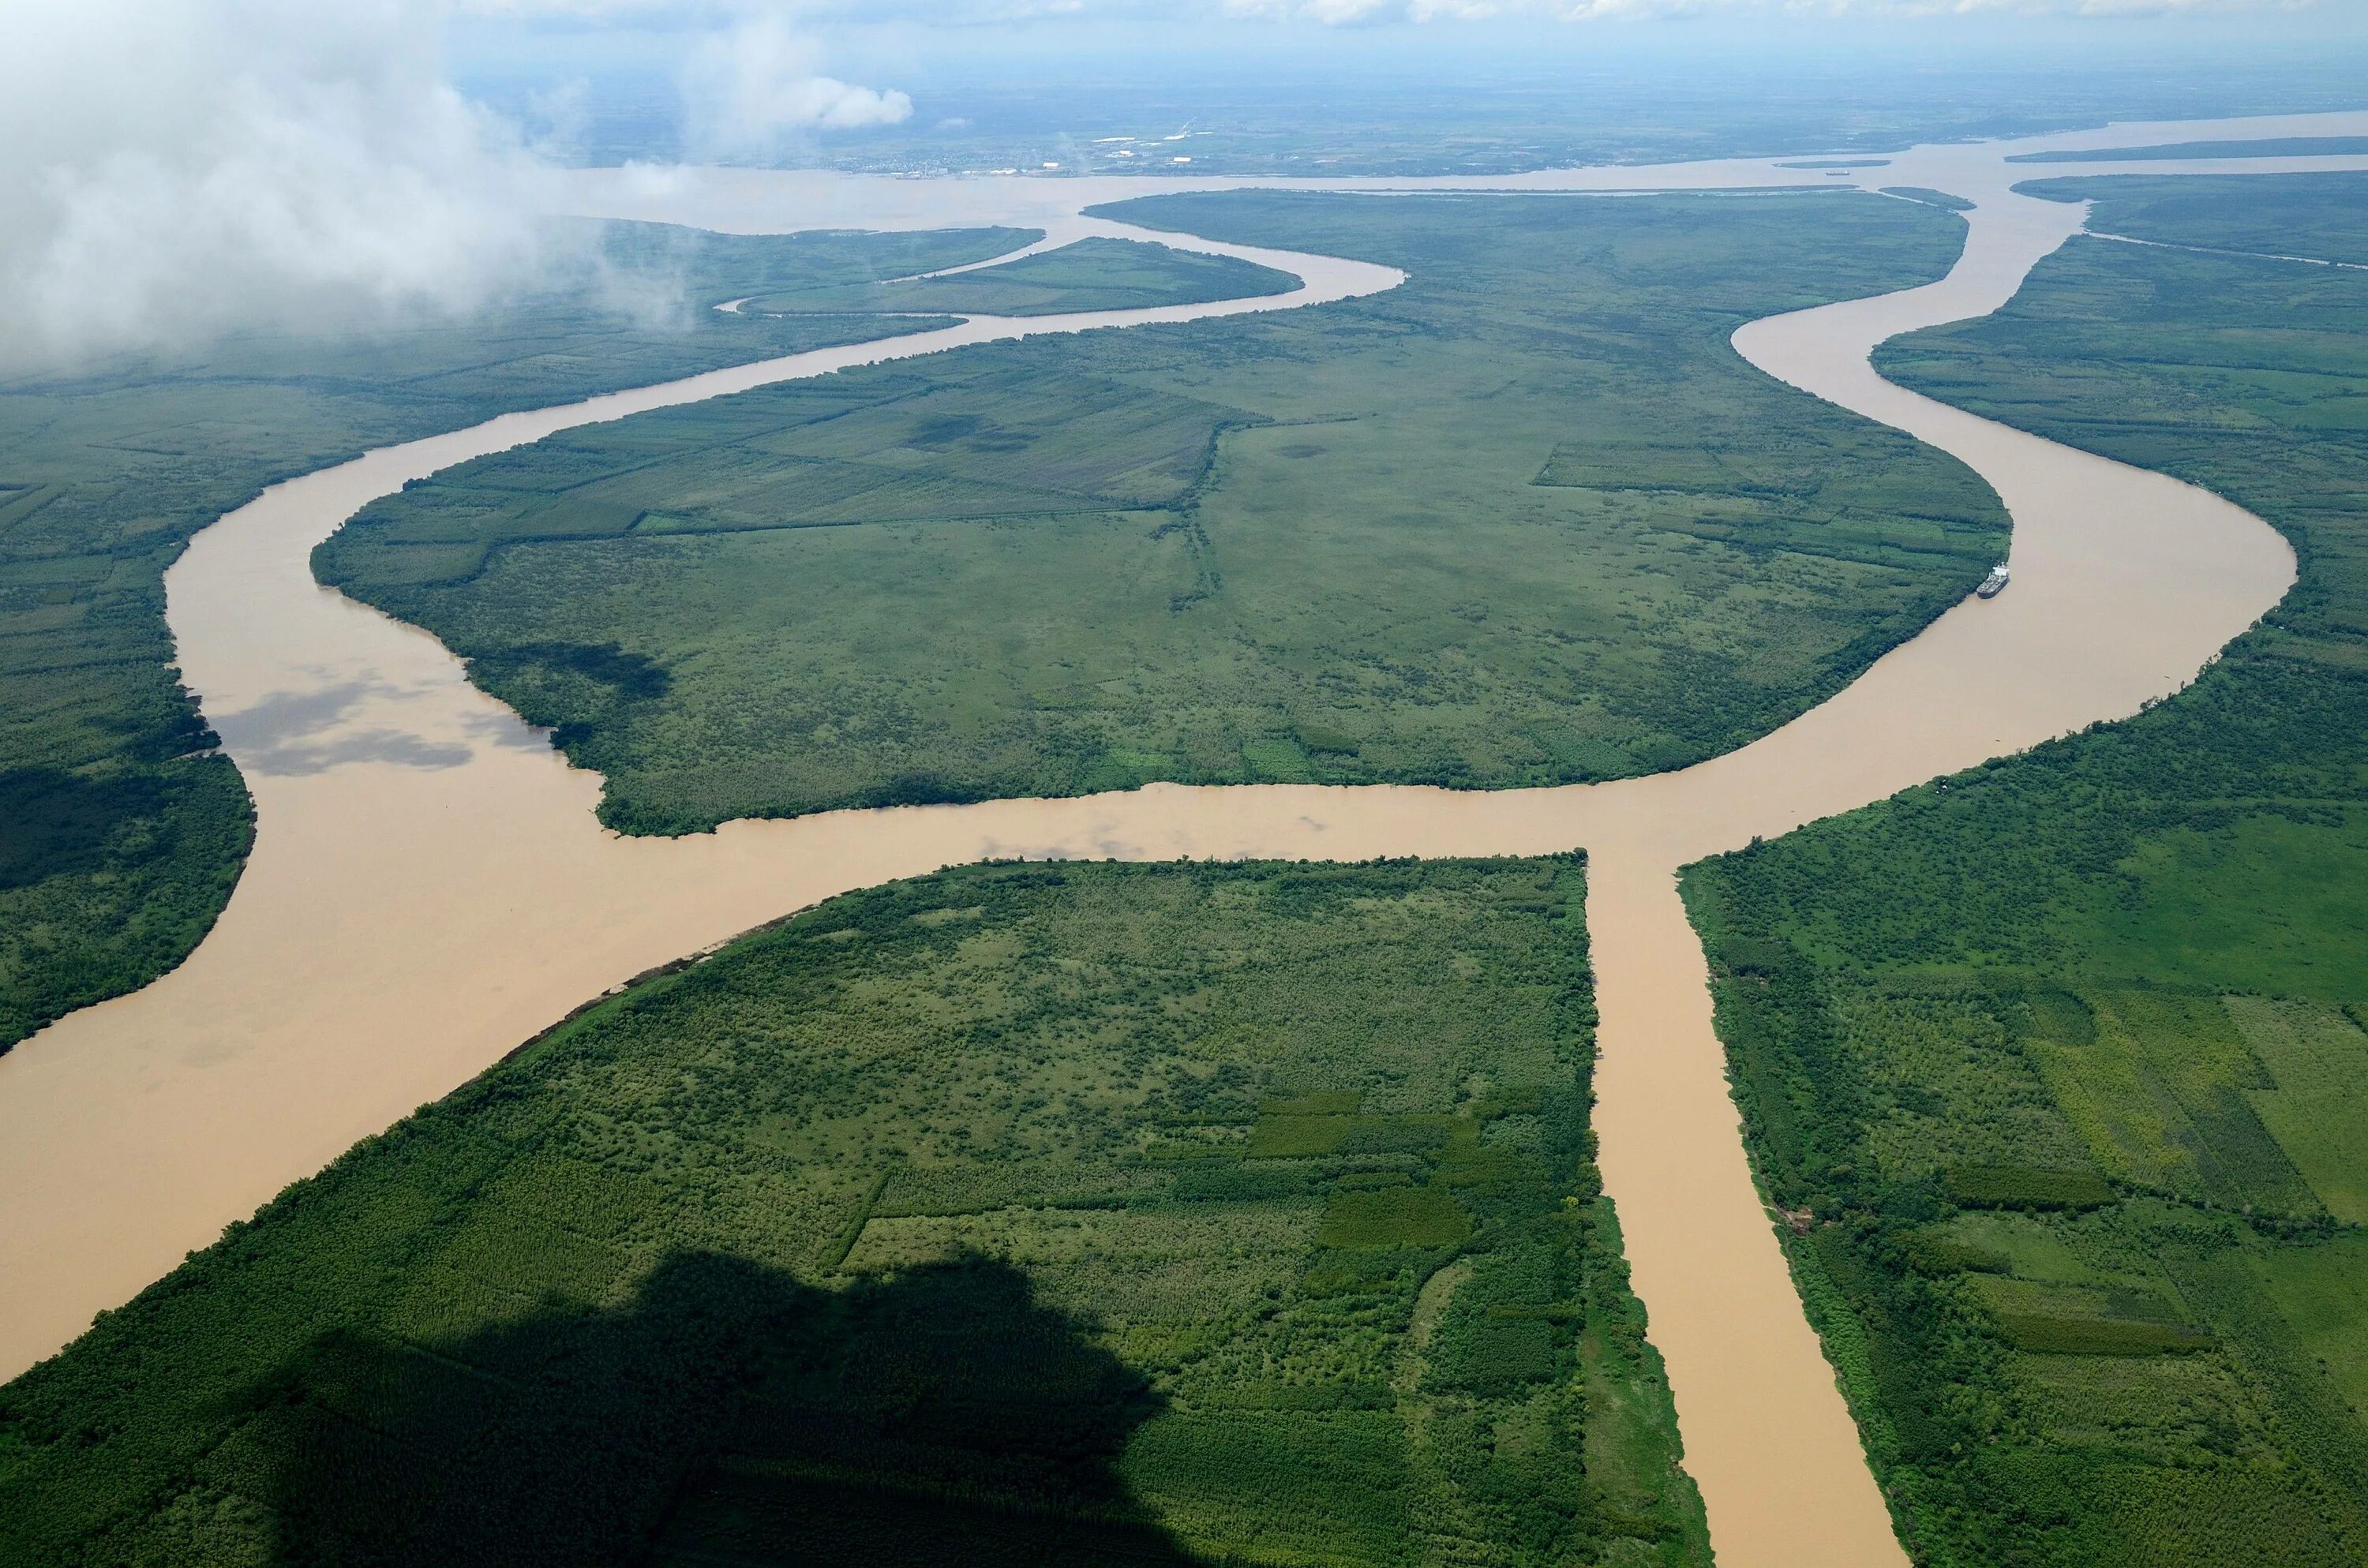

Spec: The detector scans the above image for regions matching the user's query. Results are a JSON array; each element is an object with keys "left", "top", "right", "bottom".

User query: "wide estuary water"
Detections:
[{"left": 9, "top": 108, "right": 2368, "bottom": 1567}]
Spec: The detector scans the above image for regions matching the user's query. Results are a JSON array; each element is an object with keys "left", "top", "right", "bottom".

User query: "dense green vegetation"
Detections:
[
  {"left": 2008, "top": 137, "right": 2368, "bottom": 165},
  {"left": 1683, "top": 173, "right": 2368, "bottom": 1564},
  {"left": 323, "top": 189, "right": 2004, "bottom": 833},
  {"left": 0, "top": 217, "right": 1304, "bottom": 1053},
  {"left": 743, "top": 236, "right": 1299, "bottom": 316},
  {"left": 0, "top": 855, "right": 1709, "bottom": 1567},
  {"left": 2016, "top": 172, "right": 2368, "bottom": 265}
]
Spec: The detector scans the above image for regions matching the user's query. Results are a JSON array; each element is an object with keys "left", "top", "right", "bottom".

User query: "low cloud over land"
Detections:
[
  {"left": 0, "top": 0, "right": 916, "bottom": 369},
  {"left": 682, "top": 15, "right": 913, "bottom": 158},
  {"left": 0, "top": 0, "right": 558, "bottom": 367}
]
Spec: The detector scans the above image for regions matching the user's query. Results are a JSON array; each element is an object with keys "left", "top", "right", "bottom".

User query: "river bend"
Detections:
[{"left": 8, "top": 107, "right": 2368, "bottom": 1568}]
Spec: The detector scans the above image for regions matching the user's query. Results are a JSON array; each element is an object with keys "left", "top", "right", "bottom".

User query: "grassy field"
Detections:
[
  {"left": 0, "top": 855, "right": 1710, "bottom": 1567},
  {"left": 744, "top": 236, "right": 1299, "bottom": 316},
  {"left": 1680, "top": 173, "right": 2368, "bottom": 1565},
  {"left": 320, "top": 189, "right": 2004, "bottom": 834},
  {"left": 0, "top": 218, "right": 1320, "bottom": 1054}
]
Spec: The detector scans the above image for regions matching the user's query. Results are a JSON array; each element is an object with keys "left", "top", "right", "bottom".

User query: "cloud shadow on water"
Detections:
[
  {"left": 213, "top": 683, "right": 381, "bottom": 749},
  {"left": 213, "top": 683, "right": 478, "bottom": 776},
  {"left": 238, "top": 728, "right": 477, "bottom": 777}
]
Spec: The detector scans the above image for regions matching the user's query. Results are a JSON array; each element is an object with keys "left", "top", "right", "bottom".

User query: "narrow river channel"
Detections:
[{"left": 8, "top": 107, "right": 2368, "bottom": 1568}]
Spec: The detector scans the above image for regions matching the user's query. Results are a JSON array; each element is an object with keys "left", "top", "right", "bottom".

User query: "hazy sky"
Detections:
[
  {"left": 3, "top": 0, "right": 2363, "bottom": 369},
  {"left": 448, "top": 0, "right": 2361, "bottom": 24}
]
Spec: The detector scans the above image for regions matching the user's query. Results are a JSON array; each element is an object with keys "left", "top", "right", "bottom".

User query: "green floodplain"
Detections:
[
  {"left": 319, "top": 189, "right": 2002, "bottom": 834},
  {"left": 0, "top": 224, "right": 1313, "bottom": 1054},
  {"left": 2038, "top": 171, "right": 2368, "bottom": 268},
  {"left": 0, "top": 855, "right": 1714, "bottom": 1568},
  {"left": 1683, "top": 171, "right": 2368, "bottom": 1565}
]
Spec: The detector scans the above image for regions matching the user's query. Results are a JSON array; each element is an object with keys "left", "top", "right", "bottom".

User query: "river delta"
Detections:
[{"left": 7, "top": 109, "right": 2368, "bottom": 1567}]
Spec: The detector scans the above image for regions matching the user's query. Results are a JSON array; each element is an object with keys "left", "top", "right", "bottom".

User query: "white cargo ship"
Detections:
[{"left": 1976, "top": 563, "right": 2010, "bottom": 599}]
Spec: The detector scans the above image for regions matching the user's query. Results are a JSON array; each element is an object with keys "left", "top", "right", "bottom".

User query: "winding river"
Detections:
[{"left": 9, "top": 107, "right": 2368, "bottom": 1567}]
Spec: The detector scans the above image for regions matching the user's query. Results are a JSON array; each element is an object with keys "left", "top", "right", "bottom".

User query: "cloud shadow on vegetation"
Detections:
[{"left": 219, "top": 1252, "right": 1191, "bottom": 1567}]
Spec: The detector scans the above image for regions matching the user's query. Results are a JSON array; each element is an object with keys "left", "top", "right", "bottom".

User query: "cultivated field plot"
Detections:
[
  {"left": 1683, "top": 173, "right": 2368, "bottom": 1566},
  {"left": 0, "top": 857, "right": 1710, "bottom": 1567},
  {"left": 320, "top": 189, "right": 2005, "bottom": 833}
]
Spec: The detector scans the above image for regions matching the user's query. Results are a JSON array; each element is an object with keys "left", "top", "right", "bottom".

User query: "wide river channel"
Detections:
[{"left": 9, "top": 107, "right": 2368, "bottom": 1568}]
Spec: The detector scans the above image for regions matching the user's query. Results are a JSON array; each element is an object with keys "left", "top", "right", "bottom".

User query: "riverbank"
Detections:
[{"left": 6, "top": 108, "right": 2368, "bottom": 1567}]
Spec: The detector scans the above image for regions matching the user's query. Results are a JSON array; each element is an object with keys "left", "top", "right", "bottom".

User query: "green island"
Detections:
[
  {"left": 1682, "top": 172, "right": 2368, "bottom": 1564},
  {"left": 320, "top": 189, "right": 2004, "bottom": 834},
  {"left": 0, "top": 219, "right": 1341, "bottom": 1054},
  {"left": 2008, "top": 137, "right": 2368, "bottom": 165},
  {"left": 740, "top": 236, "right": 1300, "bottom": 316},
  {"left": 1880, "top": 188, "right": 1978, "bottom": 213},
  {"left": 0, "top": 855, "right": 1711, "bottom": 1568}
]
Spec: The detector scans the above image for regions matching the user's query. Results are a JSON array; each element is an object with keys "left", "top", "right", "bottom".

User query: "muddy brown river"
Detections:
[{"left": 7, "top": 107, "right": 2368, "bottom": 1568}]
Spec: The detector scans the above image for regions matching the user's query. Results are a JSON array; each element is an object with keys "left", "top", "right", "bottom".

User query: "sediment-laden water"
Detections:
[{"left": 8, "top": 107, "right": 2368, "bottom": 1568}]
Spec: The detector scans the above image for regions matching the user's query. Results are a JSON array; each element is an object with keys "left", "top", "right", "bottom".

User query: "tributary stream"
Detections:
[{"left": 9, "top": 107, "right": 2368, "bottom": 1568}]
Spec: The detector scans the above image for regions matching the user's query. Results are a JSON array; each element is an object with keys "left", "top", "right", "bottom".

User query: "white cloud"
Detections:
[
  {"left": 0, "top": 0, "right": 556, "bottom": 369},
  {"left": 1219, "top": 0, "right": 1515, "bottom": 18},
  {"left": 0, "top": 0, "right": 926, "bottom": 367},
  {"left": 680, "top": 14, "right": 912, "bottom": 158}
]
